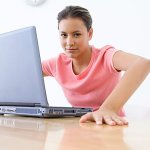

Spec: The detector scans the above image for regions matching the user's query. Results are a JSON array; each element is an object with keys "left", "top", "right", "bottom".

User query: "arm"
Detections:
[
  {"left": 42, "top": 72, "right": 48, "bottom": 77},
  {"left": 80, "top": 51, "right": 150, "bottom": 125}
]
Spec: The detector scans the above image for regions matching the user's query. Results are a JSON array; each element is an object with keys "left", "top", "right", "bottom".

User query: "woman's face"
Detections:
[{"left": 58, "top": 18, "right": 93, "bottom": 59}]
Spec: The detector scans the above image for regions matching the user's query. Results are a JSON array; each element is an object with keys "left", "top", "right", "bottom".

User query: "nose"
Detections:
[{"left": 66, "top": 36, "right": 74, "bottom": 47}]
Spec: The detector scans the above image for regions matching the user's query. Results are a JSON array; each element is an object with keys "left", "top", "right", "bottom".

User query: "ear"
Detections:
[{"left": 88, "top": 27, "right": 93, "bottom": 40}]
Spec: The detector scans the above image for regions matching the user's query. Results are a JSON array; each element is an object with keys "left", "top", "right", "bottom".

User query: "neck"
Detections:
[{"left": 72, "top": 46, "right": 92, "bottom": 75}]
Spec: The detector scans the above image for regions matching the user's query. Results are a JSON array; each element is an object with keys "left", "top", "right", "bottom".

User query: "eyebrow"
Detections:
[{"left": 60, "top": 30, "right": 81, "bottom": 33}]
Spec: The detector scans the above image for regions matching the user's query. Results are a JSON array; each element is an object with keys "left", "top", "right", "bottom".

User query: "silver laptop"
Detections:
[{"left": 0, "top": 26, "right": 92, "bottom": 117}]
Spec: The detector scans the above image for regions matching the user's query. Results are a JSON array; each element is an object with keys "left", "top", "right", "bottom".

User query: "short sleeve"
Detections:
[
  {"left": 102, "top": 45, "right": 120, "bottom": 73},
  {"left": 41, "top": 58, "right": 56, "bottom": 77}
]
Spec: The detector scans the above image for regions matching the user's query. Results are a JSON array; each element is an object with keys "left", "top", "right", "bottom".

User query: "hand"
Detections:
[{"left": 79, "top": 107, "right": 128, "bottom": 126}]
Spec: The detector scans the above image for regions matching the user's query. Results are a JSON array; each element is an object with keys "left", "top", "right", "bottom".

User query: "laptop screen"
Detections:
[{"left": 0, "top": 26, "right": 48, "bottom": 107}]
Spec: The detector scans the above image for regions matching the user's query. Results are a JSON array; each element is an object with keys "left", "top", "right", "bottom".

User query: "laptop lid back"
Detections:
[{"left": 0, "top": 26, "right": 48, "bottom": 107}]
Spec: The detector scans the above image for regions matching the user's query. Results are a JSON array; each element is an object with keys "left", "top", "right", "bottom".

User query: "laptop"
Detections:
[{"left": 0, "top": 26, "right": 92, "bottom": 117}]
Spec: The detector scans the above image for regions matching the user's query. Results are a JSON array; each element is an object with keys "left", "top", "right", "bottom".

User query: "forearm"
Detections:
[
  {"left": 100, "top": 58, "right": 150, "bottom": 112},
  {"left": 42, "top": 71, "right": 48, "bottom": 77}
]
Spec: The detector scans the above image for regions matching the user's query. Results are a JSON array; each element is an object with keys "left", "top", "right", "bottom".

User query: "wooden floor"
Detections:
[{"left": 0, "top": 105, "right": 150, "bottom": 150}]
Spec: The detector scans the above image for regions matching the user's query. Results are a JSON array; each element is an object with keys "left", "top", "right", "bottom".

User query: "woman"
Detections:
[{"left": 42, "top": 6, "right": 150, "bottom": 125}]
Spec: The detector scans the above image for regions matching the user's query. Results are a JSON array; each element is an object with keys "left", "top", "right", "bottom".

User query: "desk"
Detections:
[{"left": 0, "top": 112, "right": 150, "bottom": 150}]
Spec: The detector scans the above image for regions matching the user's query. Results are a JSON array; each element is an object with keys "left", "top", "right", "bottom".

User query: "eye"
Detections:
[
  {"left": 74, "top": 33, "right": 81, "bottom": 38},
  {"left": 60, "top": 33, "right": 67, "bottom": 38}
]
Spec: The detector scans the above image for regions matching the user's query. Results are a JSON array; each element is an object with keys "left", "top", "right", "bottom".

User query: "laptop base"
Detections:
[{"left": 0, "top": 106, "right": 92, "bottom": 117}]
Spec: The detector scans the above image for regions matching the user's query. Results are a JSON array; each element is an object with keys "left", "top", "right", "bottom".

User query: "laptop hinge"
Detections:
[{"left": 34, "top": 103, "right": 41, "bottom": 107}]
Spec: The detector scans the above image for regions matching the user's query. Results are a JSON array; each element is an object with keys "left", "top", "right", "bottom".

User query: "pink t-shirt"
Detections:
[{"left": 42, "top": 45, "right": 124, "bottom": 116}]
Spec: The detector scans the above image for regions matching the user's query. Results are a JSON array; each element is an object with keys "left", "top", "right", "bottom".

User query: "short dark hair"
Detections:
[{"left": 57, "top": 6, "right": 92, "bottom": 31}]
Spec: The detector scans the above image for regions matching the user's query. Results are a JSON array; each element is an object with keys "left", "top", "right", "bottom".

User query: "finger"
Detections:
[
  {"left": 112, "top": 116, "right": 128, "bottom": 125},
  {"left": 103, "top": 116, "right": 116, "bottom": 126},
  {"left": 112, "top": 117, "right": 124, "bottom": 125},
  {"left": 95, "top": 116, "right": 103, "bottom": 125},
  {"left": 79, "top": 112, "right": 94, "bottom": 123},
  {"left": 118, "top": 117, "right": 128, "bottom": 125}
]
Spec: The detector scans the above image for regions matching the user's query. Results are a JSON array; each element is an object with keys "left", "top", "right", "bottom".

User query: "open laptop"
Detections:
[{"left": 0, "top": 26, "right": 92, "bottom": 117}]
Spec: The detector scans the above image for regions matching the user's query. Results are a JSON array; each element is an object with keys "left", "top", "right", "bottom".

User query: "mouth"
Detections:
[{"left": 65, "top": 48, "right": 78, "bottom": 52}]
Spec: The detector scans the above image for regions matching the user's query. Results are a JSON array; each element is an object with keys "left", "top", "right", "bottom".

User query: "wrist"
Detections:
[{"left": 99, "top": 104, "right": 119, "bottom": 113}]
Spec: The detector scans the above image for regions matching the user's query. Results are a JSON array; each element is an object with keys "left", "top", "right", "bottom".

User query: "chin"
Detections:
[
  {"left": 65, "top": 52, "right": 77, "bottom": 59},
  {"left": 67, "top": 55, "right": 75, "bottom": 59}
]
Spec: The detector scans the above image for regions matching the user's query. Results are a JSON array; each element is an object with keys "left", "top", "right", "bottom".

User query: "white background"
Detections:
[{"left": 0, "top": 0, "right": 149, "bottom": 109}]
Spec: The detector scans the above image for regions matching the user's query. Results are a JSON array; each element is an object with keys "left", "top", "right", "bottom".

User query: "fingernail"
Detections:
[
  {"left": 96, "top": 121, "right": 102, "bottom": 125},
  {"left": 109, "top": 121, "right": 116, "bottom": 125}
]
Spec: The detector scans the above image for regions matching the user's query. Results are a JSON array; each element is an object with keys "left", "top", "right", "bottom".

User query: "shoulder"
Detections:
[
  {"left": 92, "top": 45, "right": 116, "bottom": 55},
  {"left": 92, "top": 45, "right": 119, "bottom": 73},
  {"left": 42, "top": 53, "right": 71, "bottom": 76},
  {"left": 92, "top": 45, "right": 118, "bottom": 60},
  {"left": 43, "top": 53, "right": 70, "bottom": 65},
  {"left": 55, "top": 53, "right": 71, "bottom": 66},
  {"left": 58, "top": 53, "right": 70, "bottom": 61}
]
